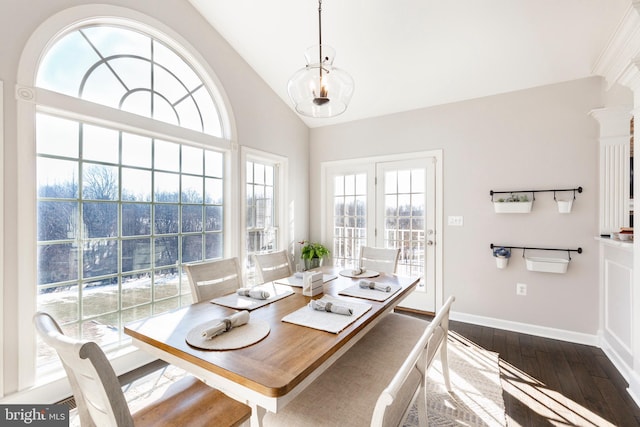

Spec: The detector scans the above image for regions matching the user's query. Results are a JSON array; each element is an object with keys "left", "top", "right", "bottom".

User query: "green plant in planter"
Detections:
[
  {"left": 496, "top": 194, "right": 529, "bottom": 203},
  {"left": 299, "top": 240, "right": 330, "bottom": 270}
]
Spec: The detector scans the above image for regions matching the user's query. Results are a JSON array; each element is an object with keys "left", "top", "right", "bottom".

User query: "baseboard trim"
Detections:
[{"left": 450, "top": 311, "right": 599, "bottom": 346}]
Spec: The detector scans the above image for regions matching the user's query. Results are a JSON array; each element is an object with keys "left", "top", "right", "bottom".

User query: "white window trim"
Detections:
[
  {"left": 9, "top": 4, "right": 237, "bottom": 402},
  {"left": 240, "top": 146, "right": 289, "bottom": 277}
]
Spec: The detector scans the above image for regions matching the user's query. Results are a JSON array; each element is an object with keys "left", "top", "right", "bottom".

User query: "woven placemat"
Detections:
[{"left": 186, "top": 320, "right": 270, "bottom": 350}]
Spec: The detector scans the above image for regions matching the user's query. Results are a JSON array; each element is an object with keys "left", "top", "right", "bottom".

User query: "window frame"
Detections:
[
  {"left": 240, "top": 147, "right": 289, "bottom": 283},
  {"left": 14, "top": 5, "right": 238, "bottom": 397}
]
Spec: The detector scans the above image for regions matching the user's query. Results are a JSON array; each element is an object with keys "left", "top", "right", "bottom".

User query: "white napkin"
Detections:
[
  {"left": 237, "top": 287, "right": 271, "bottom": 300},
  {"left": 351, "top": 266, "right": 367, "bottom": 275},
  {"left": 358, "top": 279, "right": 391, "bottom": 292},
  {"left": 201, "top": 310, "right": 250, "bottom": 340},
  {"left": 310, "top": 299, "right": 353, "bottom": 316}
]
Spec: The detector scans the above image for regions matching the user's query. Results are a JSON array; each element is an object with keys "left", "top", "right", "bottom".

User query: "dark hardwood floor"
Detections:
[{"left": 446, "top": 318, "right": 640, "bottom": 427}]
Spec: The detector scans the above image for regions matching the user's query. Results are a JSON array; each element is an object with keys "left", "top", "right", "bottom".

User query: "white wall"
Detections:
[
  {"left": 0, "top": 0, "right": 309, "bottom": 398},
  {"left": 309, "top": 77, "right": 603, "bottom": 338}
]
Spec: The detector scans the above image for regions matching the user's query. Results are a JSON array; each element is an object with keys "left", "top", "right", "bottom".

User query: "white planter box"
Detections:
[
  {"left": 525, "top": 256, "right": 569, "bottom": 274},
  {"left": 493, "top": 201, "right": 533, "bottom": 213},
  {"left": 556, "top": 199, "right": 573, "bottom": 213}
]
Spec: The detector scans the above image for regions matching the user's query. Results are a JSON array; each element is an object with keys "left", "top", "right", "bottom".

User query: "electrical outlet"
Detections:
[
  {"left": 448, "top": 216, "right": 463, "bottom": 226},
  {"left": 516, "top": 283, "right": 527, "bottom": 296}
]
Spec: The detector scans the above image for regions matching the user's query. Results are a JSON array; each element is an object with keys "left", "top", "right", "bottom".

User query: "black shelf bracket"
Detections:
[
  {"left": 489, "top": 186, "right": 582, "bottom": 202},
  {"left": 490, "top": 243, "right": 583, "bottom": 260}
]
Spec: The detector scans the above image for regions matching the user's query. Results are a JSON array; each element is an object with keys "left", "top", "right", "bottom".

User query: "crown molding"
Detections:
[{"left": 593, "top": 4, "right": 640, "bottom": 89}]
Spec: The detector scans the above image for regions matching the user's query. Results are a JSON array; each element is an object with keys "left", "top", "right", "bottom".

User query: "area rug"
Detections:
[{"left": 403, "top": 339, "right": 507, "bottom": 427}]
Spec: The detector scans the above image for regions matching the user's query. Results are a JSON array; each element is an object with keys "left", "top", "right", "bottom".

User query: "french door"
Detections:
[{"left": 324, "top": 152, "right": 440, "bottom": 313}]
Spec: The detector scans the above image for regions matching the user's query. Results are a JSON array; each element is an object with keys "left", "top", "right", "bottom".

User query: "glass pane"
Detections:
[
  {"left": 154, "top": 268, "right": 180, "bottom": 300},
  {"left": 205, "top": 206, "right": 223, "bottom": 231},
  {"left": 205, "top": 178, "right": 223, "bottom": 204},
  {"left": 412, "top": 169, "right": 425, "bottom": 193},
  {"left": 205, "top": 233, "right": 223, "bottom": 260},
  {"left": 385, "top": 171, "right": 397, "bottom": 194},
  {"left": 83, "top": 124, "right": 118, "bottom": 164},
  {"left": 81, "top": 62, "right": 126, "bottom": 108},
  {"left": 122, "top": 238, "right": 151, "bottom": 272},
  {"left": 121, "top": 90, "right": 152, "bottom": 118},
  {"left": 265, "top": 165, "right": 274, "bottom": 185},
  {"left": 38, "top": 158, "right": 79, "bottom": 199},
  {"left": 345, "top": 175, "right": 355, "bottom": 195},
  {"left": 155, "top": 139, "right": 180, "bottom": 172},
  {"left": 83, "top": 202, "right": 118, "bottom": 238},
  {"left": 82, "top": 278, "right": 118, "bottom": 318},
  {"left": 109, "top": 56, "right": 151, "bottom": 93},
  {"left": 182, "top": 175, "right": 203, "bottom": 203},
  {"left": 122, "top": 133, "right": 152, "bottom": 168},
  {"left": 154, "top": 236, "right": 178, "bottom": 266},
  {"left": 154, "top": 204, "right": 179, "bottom": 234},
  {"left": 193, "top": 86, "right": 222, "bottom": 137},
  {"left": 205, "top": 150, "right": 223, "bottom": 177},
  {"left": 83, "top": 240, "right": 118, "bottom": 277},
  {"left": 334, "top": 176, "right": 344, "bottom": 196},
  {"left": 398, "top": 170, "right": 411, "bottom": 193},
  {"left": 355, "top": 174, "right": 366, "bottom": 194},
  {"left": 398, "top": 195, "right": 411, "bottom": 216},
  {"left": 38, "top": 201, "right": 78, "bottom": 241},
  {"left": 385, "top": 195, "right": 397, "bottom": 216},
  {"left": 153, "top": 41, "right": 201, "bottom": 90},
  {"left": 38, "top": 243, "right": 78, "bottom": 285},
  {"left": 152, "top": 94, "right": 179, "bottom": 126},
  {"left": 82, "top": 26, "right": 151, "bottom": 60},
  {"left": 122, "top": 272, "right": 151, "bottom": 308},
  {"left": 411, "top": 194, "right": 425, "bottom": 215},
  {"left": 82, "top": 164, "right": 118, "bottom": 201},
  {"left": 254, "top": 163, "right": 265, "bottom": 185},
  {"left": 356, "top": 196, "right": 366, "bottom": 217},
  {"left": 38, "top": 283, "right": 79, "bottom": 323},
  {"left": 182, "top": 205, "right": 203, "bottom": 232},
  {"left": 154, "top": 171, "right": 179, "bottom": 202},
  {"left": 122, "top": 168, "right": 151, "bottom": 202},
  {"left": 122, "top": 204, "right": 151, "bottom": 236},
  {"left": 182, "top": 145, "right": 203, "bottom": 175},
  {"left": 182, "top": 235, "right": 203, "bottom": 262},
  {"left": 36, "top": 114, "right": 79, "bottom": 158},
  {"left": 154, "top": 64, "right": 187, "bottom": 105},
  {"left": 36, "top": 31, "right": 101, "bottom": 96}
]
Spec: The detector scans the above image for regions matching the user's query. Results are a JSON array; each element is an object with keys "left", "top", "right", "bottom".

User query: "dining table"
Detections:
[{"left": 124, "top": 265, "right": 419, "bottom": 427}]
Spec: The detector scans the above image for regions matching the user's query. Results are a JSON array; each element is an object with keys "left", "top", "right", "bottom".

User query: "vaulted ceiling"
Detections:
[{"left": 189, "top": 0, "right": 630, "bottom": 127}]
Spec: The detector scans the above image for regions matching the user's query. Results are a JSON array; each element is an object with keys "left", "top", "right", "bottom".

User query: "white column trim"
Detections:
[{"left": 0, "top": 80, "right": 4, "bottom": 398}]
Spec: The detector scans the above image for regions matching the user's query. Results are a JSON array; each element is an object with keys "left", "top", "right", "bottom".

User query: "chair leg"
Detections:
[
  {"left": 417, "top": 384, "right": 428, "bottom": 427},
  {"left": 441, "top": 340, "right": 452, "bottom": 392}
]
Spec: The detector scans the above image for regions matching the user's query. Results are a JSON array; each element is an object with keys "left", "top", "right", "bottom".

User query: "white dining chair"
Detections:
[
  {"left": 33, "top": 311, "right": 251, "bottom": 427},
  {"left": 360, "top": 246, "right": 401, "bottom": 274},
  {"left": 184, "top": 257, "right": 244, "bottom": 302},
  {"left": 263, "top": 296, "right": 456, "bottom": 427},
  {"left": 254, "top": 250, "right": 293, "bottom": 284}
]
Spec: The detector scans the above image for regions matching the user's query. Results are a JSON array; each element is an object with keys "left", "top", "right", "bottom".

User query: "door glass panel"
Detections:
[{"left": 332, "top": 173, "right": 367, "bottom": 267}]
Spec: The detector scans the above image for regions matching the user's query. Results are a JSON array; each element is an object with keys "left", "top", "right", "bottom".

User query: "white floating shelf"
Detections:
[{"left": 525, "top": 256, "right": 569, "bottom": 274}]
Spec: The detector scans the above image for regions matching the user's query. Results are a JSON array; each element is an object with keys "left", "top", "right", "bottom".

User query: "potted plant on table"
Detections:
[{"left": 299, "top": 240, "right": 330, "bottom": 270}]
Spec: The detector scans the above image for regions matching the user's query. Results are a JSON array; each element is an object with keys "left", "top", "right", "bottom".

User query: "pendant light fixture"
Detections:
[{"left": 287, "top": 0, "right": 354, "bottom": 118}]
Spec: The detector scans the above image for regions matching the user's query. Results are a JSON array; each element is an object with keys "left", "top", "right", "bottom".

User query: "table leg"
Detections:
[{"left": 249, "top": 403, "right": 267, "bottom": 427}]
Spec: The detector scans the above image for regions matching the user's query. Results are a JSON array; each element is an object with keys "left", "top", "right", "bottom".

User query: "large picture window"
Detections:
[{"left": 34, "top": 23, "right": 230, "bottom": 369}]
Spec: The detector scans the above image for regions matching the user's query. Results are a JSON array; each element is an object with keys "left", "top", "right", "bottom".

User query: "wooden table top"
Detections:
[{"left": 124, "top": 266, "right": 418, "bottom": 398}]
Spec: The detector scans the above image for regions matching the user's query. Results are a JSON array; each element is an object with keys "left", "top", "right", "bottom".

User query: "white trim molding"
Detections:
[
  {"left": 0, "top": 80, "right": 4, "bottom": 399},
  {"left": 451, "top": 311, "right": 600, "bottom": 347}
]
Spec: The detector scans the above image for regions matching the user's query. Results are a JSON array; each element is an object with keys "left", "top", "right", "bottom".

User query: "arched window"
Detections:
[{"left": 32, "top": 22, "right": 233, "bottom": 370}]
